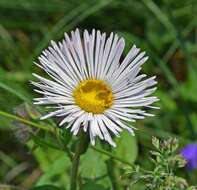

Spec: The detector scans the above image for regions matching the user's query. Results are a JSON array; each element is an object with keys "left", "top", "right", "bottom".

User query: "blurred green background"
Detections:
[{"left": 0, "top": 0, "right": 197, "bottom": 189}]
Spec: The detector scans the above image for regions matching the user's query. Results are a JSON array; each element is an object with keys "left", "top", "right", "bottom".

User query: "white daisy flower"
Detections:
[{"left": 32, "top": 29, "right": 158, "bottom": 147}]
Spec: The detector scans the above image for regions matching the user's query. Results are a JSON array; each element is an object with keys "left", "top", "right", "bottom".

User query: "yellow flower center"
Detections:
[{"left": 73, "top": 79, "right": 113, "bottom": 114}]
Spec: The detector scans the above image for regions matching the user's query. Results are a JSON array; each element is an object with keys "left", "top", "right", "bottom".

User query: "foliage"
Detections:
[
  {"left": 125, "top": 137, "right": 197, "bottom": 190},
  {"left": 30, "top": 185, "right": 63, "bottom": 190}
]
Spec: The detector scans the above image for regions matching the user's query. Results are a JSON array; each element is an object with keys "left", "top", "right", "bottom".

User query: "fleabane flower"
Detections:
[{"left": 32, "top": 29, "right": 158, "bottom": 147}]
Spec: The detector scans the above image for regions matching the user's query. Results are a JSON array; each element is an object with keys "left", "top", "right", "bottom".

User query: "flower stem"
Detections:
[
  {"left": 0, "top": 110, "right": 53, "bottom": 131},
  {"left": 70, "top": 131, "right": 89, "bottom": 190},
  {"left": 70, "top": 150, "right": 80, "bottom": 190},
  {"left": 91, "top": 146, "right": 134, "bottom": 167}
]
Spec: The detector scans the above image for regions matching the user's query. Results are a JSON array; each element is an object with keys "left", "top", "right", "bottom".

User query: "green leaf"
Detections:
[
  {"left": 80, "top": 180, "right": 108, "bottom": 190},
  {"left": 114, "top": 131, "right": 138, "bottom": 164},
  {"left": 80, "top": 147, "right": 108, "bottom": 178},
  {"left": 32, "top": 135, "right": 63, "bottom": 151},
  {"left": 180, "top": 68, "right": 197, "bottom": 102},
  {"left": 152, "top": 136, "right": 160, "bottom": 149},
  {"left": 30, "top": 185, "right": 62, "bottom": 190},
  {"left": 60, "top": 129, "right": 72, "bottom": 146},
  {"left": 0, "top": 68, "right": 31, "bottom": 102},
  {"left": 156, "top": 90, "right": 177, "bottom": 111},
  {"left": 35, "top": 153, "right": 71, "bottom": 186}
]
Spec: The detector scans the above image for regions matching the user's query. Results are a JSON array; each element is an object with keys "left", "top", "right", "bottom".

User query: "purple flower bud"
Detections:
[{"left": 181, "top": 144, "right": 197, "bottom": 171}]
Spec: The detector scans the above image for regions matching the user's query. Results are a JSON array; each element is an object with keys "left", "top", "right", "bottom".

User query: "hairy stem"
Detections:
[
  {"left": 70, "top": 132, "right": 89, "bottom": 190},
  {"left": 70, "top": 150, "right": 80, "bottom": 190}
]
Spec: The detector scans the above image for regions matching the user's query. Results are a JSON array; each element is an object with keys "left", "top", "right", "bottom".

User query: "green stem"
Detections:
[
  {"left": 91, "top": 146, "right": 134, "bottom": 167},
  {"left": 0, "top": 110, "right": 53, "bottom": 131},
  {"left": 106, "top": 158, "right": 123, "bottom": 190},
  {"left": 70, "top": 149, "right": 81, "bottom": 190},
  {"left": 70, "top": 132, "right": 89, "bottom": 190}
]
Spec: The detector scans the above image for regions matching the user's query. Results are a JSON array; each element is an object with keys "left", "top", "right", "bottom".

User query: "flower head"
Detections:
[
  {"left": 32, "top": 29, "right": 158, "bottom": 147},
  {"left": 181, "top": 144, "right": 197, "bottom": 171}
]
